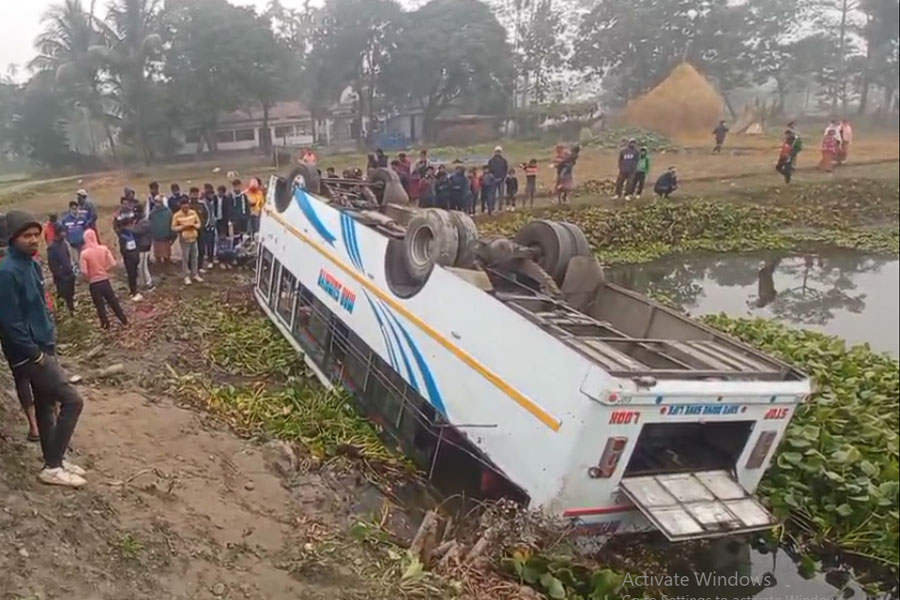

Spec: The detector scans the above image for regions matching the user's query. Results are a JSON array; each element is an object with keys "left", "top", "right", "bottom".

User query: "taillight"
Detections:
[
  {"left": 589, "top": 437, "right": 628, "bottom": 478},
  {"left": 746, "top": 431, "right": 777, "bottom": 469}
]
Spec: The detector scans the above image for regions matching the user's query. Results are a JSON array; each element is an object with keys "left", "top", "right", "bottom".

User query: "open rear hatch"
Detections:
[{"left": 620, "top": 470, "right": 777, "bottom": 541}]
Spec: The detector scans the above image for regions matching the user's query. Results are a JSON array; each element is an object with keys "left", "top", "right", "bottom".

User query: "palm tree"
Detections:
[
  {"left": 92, "top": 0, "right": 163, "bottom": 162},
  {"left": 29, "top": 0, "right": 119, "bottom": 157}
]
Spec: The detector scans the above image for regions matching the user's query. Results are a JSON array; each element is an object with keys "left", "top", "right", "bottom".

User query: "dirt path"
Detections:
[{"left": 0, "top": 377, "right": 396, "bottom": 599}]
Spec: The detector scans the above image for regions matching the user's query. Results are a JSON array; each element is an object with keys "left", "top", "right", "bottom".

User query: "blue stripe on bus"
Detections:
[
  {"left": 340, "top": 213, "right": 362, "bottom": 271},
  {"left": 379, "top": 301, "right": 421, "bottom": 394},
  {"left": 385, "top": 309, "right": 447, "bottom": 416},
  {"left": 363, "top": 290, "right": 398, "bottom": 372},
  {"left": 346, "top": 213, "right": 364, "bottom": 272},
  {"left": 295, "top": 188, "right": 337, "bottom": 246}
]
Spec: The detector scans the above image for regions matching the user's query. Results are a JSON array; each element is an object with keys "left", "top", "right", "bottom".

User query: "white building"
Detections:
[{"left": 179, "top": 101, "right": 315, "bottom": 155}]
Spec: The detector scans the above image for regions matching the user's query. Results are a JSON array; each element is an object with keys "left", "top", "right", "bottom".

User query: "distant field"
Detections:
[{"left": 4, "top": 130, "right": 898, "bottom": 250}]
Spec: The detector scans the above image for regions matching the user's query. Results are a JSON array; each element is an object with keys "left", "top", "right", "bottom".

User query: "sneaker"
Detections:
[
  {"left": 612, "top": 195, "right": 620, "bottom": 200},
  {"left": 38, "top": 467, "right": 86, "bottom": 488},
  {"left": 184, "top": 277, "right": 192, "bottom": 285},
  {"left": 199, "top": 268, "right": 207, "bottom": 274},
  {"left": 63, "top": 460, "right": 87, "bottom": 476},
  {"left": 146, "top": 285, "right": 156, "bottom": 293},
  {"left": 206, "top": 262, "right": 214, "bottom": 270},
  {"left": 193, "top": 275, "right": 204, "bottom": 283},
  {"left": 624, "top": 195, "right": 632, "bottom": 201},
  {"left": 131, "top": 294, "right": 143, "bottom": 302}
]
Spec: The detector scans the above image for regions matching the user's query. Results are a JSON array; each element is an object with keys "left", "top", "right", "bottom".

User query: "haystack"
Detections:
[{"left": 624, "top": 63, "right": 724, "bottom": 138}]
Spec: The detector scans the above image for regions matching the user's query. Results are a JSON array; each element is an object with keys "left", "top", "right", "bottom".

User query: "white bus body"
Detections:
[{"left": 255, "top": 177, "right": 811, "bottom": 542}]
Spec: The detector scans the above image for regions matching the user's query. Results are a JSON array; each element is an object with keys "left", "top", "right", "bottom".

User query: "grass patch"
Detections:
[{"left": 703, "top": 315, "right": 899, "bottom": 567}]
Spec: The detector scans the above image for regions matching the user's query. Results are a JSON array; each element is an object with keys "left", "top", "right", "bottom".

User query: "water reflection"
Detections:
[{"left": 609, "top": 251, "right": 899, "bottom": 355}]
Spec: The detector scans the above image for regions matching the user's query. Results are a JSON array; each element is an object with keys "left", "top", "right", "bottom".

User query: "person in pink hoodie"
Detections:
[{"left": 79, "top": 229, "right": 128, "bottom": 329}]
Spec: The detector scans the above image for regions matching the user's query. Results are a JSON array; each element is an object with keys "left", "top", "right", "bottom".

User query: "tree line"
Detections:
[{"left": 0, "top": 0, "right": 897, "bottom": 169}]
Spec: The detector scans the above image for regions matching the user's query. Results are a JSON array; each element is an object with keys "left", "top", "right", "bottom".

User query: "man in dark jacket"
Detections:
[
  {"left": 47, "top": 223, "right": 76, "bottom": 313},
  {"left": 375, "top": 148, "right": 388, "bottom": 168},
  {"left": 487, "top": 146, "right": 509, "bottom": 211},
  {"left": 654, "top": 166, "right": 679, "bottom": 198},
  {"left": 449, "top": 165, "right": 472, "bottom": 212},
  {"left": 113, "top": 195, "right": 142, "bottom": 301},
  {"left": 168, "top": 183, "right": 186, "bottom": 212},
  {"left": 0, "top": 210, "right": 86, "bottom": 487},
  {"left": 230, "top": 178, "right": 251, "bottom": 235},
  {"left": 615, "top": 138, "right": 640, "bottom": 199}
]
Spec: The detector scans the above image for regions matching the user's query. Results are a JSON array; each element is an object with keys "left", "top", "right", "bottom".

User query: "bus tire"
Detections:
[
  {"left": 559, "top": 222, "right": 591, "bottom": 258},
  {"left": 425, "top": 209, "right": 459, "bottom": 267},
  {"left": 448, "top": 211, "right": 479, "bottom": 268},
  {"left": 403, "top": 210, "right": 443, "bottom": 282},
  {"left": 277, "top": 164, "right": 320, "bottom": 212},
  {"left": 514, "top": 219, "right": 573, "bottom": 284}
]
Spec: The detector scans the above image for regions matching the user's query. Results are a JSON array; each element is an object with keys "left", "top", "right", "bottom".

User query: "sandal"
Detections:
[{"left": 27, "top": 432, "right": 41, "bottom": 443}]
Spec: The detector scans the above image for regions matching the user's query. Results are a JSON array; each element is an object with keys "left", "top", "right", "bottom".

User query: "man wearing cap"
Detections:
[
  {"left": 488, "top": 146, "right": 509, "bottom": 212},
  {"left": 75, "top": 189, "right": 97, "bottom": 230},
  {"left": 0, "top": 210, "right": 87, "bottom": 488}
]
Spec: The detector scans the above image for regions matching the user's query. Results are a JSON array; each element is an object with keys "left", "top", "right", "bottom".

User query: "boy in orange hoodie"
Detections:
[{"left": 79, "top": 229, "right": 128, "bottom": 329}]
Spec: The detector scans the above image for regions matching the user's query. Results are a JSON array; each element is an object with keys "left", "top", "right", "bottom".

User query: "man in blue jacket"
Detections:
[{"left": 0, "top": 210, "right": 87, "bottom": 488}]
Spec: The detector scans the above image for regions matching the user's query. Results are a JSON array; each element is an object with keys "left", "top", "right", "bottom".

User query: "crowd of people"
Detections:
[
  {"left": 340, "top": 140, "right": 681, "bottom": 211},
  {"left": 0, "top": 176, "right": 270, "bottom": 487},
  {"left": 44, "top": 177, "right": 265, "bottom": 322}
]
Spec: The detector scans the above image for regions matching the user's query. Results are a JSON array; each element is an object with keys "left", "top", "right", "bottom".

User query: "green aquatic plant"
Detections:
[
  {"left": 703, "top": 315, "right": 900, "bottom": 566},
  {"left": 479, "top": 186, "right": 900, "bottom": 265}
]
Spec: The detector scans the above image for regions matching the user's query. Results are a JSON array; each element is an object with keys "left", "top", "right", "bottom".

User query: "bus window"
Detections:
[
  {"left": 398, "top": 391, "right": 439, "bottom": 466},
  {"left": 258, "top": 248, "right": 275, "bottom": 301},
  {"left": 329, "top": 319, "right": 369, "bottom": 392},
  {"left": 276, "top": 268, "right": 298, "bottom": 327},
  {"left": 365, "top": 355, "right": 405, "bottom": 430}
]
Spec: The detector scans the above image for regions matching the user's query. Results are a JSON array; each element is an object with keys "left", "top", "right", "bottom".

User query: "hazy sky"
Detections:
[{"left": 0, "top": 0, "right": 293, "bottom": 80}]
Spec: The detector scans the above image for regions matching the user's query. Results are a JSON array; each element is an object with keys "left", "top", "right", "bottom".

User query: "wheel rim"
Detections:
[{"left": 409, "top": 226, "right": 434, "bottom": 267}]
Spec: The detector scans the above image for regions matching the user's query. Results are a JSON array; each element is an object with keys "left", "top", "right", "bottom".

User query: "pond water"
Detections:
[
  {"left": 609, "top": 249, "right": 899, "bottom": 600},
  {"left": 609, "top": 250, "right": 899, "bottom": 356}
]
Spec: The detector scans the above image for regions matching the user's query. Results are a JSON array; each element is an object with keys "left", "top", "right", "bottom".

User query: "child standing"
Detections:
[
  {"left": 505, "top": 169, "right": 519, "bottom": 210},
  {"left": 629, "top": 147, "right": 651, "bottom": 198},
  {"left": 246, "top": 178, "right": 265, "bottom": 237},
  {"left": 480, "top": 167, "right": 496, "bottom": 214},
  {"left": 467, "top": 168, "right": 481, "bottom": 216},
  {"left": 79, "top": 229, "right": 128, "bottom": 329},
  {"left": 524, "top": 159, "right": 538, "bottom": 208},
  {"left": 819, "top": 129, "right": 838, "bottom": 172},
  {"left": 47, "top": 223, "right": 76, "bottom": 314}
]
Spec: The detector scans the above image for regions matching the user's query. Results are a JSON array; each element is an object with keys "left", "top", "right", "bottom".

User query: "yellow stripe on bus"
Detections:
[{"left": 265, "top": 208, "right": 562, "bottom": 432}]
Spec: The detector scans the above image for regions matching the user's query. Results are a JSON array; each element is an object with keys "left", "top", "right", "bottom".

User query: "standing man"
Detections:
[
  {"left": 168, "top": 183, "right": 186, "bottom": 213},
  {"left": 775, "top": 129, "right": 803, "bottom": 183},
  {"left": 488, "top": 146, "right": 509, "bottom": 212},
  {"left": 230, "top": 178, "right": 251, "bottom": 235},
  {"left": 75, "top": 189, "right": 97, "bottom": 231},
  {"left": 0, "top": 210, "right": 86, "bottom": 487},
  {"left": 614, "top": 138, "right": 640, "bottom": 200},
  {"left": 60, "top": 200, "right": 87, "bottom": 269},
  {"left": 712, "top": 120, "right": 729, "bottom": 154},
  {"left": 214, "top": 185, "right": 231, "bottom": 240},
  {"left": 112, "top": 194, "right": 143, "bottom": 301},
  {"left": 172, "top": 197, "right": 202, "bottom": 285}
]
